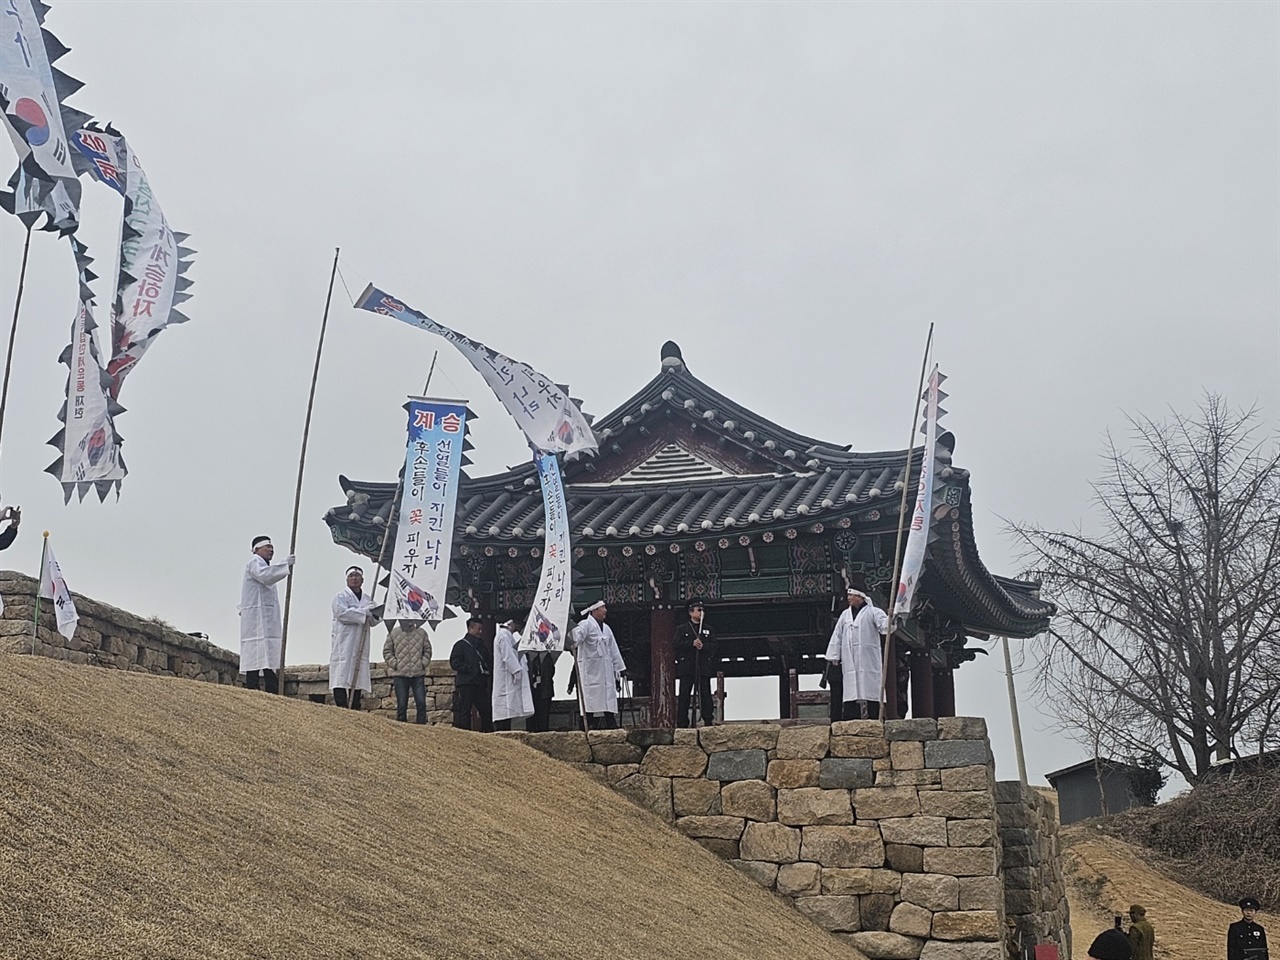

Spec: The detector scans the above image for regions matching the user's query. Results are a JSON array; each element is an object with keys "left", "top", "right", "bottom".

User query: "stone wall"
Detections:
[
  {"left": 0, "top": 571, "right": 239, "bottom": 684},
  {"left": 997, "top": 782, "right": 1071, "bottom": 959},
  {"left": 285, "top": 661, "right": 455, "bottom": 725},
  {"left": 501, "top": 718, "right": 1045, "bottom": 960}
]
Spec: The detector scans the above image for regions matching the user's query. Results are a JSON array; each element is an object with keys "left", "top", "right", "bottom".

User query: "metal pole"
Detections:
[
  {"left": 31, "top": 530, "right": 48, "bottom": 654},
  {"left": 1002, "top": 636, "right": 1029, "bottom": 786},
  {"left": 0, "top": 222, "right": 35, "bottom": 457},
  {"left": 880, "top": 323, "right": 934, "bottom": 719},
  {"left": 276, "top": 248, "right": 341, "bottom": 692},
  {"left": 347, "top": 352, "right": 440, "bottom": 699}
]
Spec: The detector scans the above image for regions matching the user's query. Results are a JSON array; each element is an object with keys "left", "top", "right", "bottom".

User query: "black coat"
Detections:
[
  {"left": 1229, "top": 920, "right": 1269, "bottom": 960},
  {"left": 449, "top": 635, "right": 492, "bottom": 687},
  {"left": 674, "top": 620, "right": 717, "bottom": 681},
  {"left": 526, "top": 651, "right": 557, "bottom": 701}
]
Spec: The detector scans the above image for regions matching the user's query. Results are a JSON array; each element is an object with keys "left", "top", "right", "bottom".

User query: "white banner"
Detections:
[
  {"left": 390, "top": 399, "right": 467, "bottom": 623},
  {"left": 39, "top": 539, "right": 79, "bottom": 640},
  {"left": 355, "top": 284, "right": 597, "bottom": 456},
  {"left": 0, "top": 0, "right": 83, "bottom": 230},
  {"left": 519, "top": 451, "right": 572, "bottom": 652},
  {"left": 895, "top": 365, "right": 946, "bottom": 620},
  {"left": 71, "top": 127, "right": 194, "bottom": 398}
]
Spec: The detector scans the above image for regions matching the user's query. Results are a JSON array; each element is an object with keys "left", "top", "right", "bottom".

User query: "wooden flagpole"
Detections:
[
  {"left": 31, "top": 529, "right": 48, "bottom": 655},
  {"left": 879, "top": 323, "right": 934, "bottom": 721},
  {"left": 0, "top": 221, "right": 36, "bottom": 459},
  {"left": 346, "top": 351, "right": 439, "bottom": 699},
  {"left": 276, "top": 248, "right": 341, "bottom": 692}
]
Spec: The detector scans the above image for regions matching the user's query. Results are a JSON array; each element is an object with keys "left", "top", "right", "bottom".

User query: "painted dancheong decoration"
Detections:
[{"left": 0, "top": 0, "right": 89, "bottom": 233}]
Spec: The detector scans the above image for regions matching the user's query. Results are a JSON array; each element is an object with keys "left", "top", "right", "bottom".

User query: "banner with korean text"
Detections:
[
  {"left": 519, "top": 451, "right": 571, "bottom": 652},
  {"left": 355, "top": 284, "right": 596, "bottom": 456},
  {"left": 389, "top": 399, "right": 467, "bottom": 623},
  {"left": 895, "top": 365, "right": 946, "bottom": 620}
]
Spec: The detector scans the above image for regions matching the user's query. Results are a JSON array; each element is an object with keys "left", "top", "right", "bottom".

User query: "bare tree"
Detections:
[{"left": 1011, "top": 396, "right": 1280, "bottom": 785}]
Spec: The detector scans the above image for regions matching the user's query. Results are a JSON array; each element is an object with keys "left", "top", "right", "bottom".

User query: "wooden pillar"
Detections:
[
  {"left": 788, "top": 668, "right": 800, "bottom": 721},
  {"left": 934, "top": 667, "right": 956, "bottom": 718},
  {"left": 909, "top": 650, "right": 935, "bottom": 719},
  {"left": 649, "top": 604, "right": 677, "bottom": 728},
  {"left": 778, "top": 659, "right": 791, "bottom": 720},
  {"left": 715, "top": 671, "right": 726, "bottom": 724}
]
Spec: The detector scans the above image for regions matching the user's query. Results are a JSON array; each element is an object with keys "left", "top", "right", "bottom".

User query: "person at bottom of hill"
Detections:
[
  {"left": 674, "top": 599, "right": 717, "bottom": 727},
  {"left": 1089, "top": 921, "right": 1135, "bottom": 960},
  {"left": 330, "top": 566, "right": 383, "bottom": 709},
  {"left": 1229, "top": 897, "right": 1269, "bottom": 960},
  {"left": 238, "top": 535, "right": 295, "bottom": 695},
  {"left": 492, "top": 617, "right": 534, "bottom": 731},
  {"left": 1127, "top": 905, "right": 1155, "bottom": 960},
  {"left": 567, "top": 600, "right": 626, "bottom": 730},
  {"left": 0, "top": 504, "right": 21, "bottom": 550},
  {"left": 450, "top": 617, "right": 493, "bottom": 731},
  {"left": 526, "top": 650, "right": 558, "bottom": 732},
  {"left": 382, "top": 619, "right": 432, "bottom": 724},
  {"left": 824, "top": 587, "right": 890, "bottom": 720}
]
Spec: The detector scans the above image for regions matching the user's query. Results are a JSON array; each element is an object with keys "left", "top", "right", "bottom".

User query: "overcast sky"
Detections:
[{"left": 1, "top": 2, "right": 1275, "bottom": 786}]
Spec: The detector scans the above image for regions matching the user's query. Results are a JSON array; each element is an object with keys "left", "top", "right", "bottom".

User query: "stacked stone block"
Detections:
[
  {"left": 997, "top": 782, "right": 1070, "bottom": 958},
  {"left": 1, "top": 572, "right": 239, "bottom": 684},
  {"left": 285, "top": 660, "right": 456, "bottom": 725},
  {"left": 504, "top": 718, "right": 1019, "bottom": 960}
]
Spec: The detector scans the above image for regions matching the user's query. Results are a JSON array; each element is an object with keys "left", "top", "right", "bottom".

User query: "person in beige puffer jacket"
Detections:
[{"left": 382, "top": 621, "right": 433, "bottom": 723}]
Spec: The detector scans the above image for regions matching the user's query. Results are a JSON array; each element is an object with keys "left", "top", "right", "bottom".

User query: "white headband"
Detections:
[
  {"left": 346, "top": 566, "right": 364, "bottom": 576},
  {"left": 580, "top": 600, "right": 605, "bottom": 616},
  {"left": 847, "top": 589, "right": 870, "bottom": 601},
  {"left": 253, "top": 539, "right": 273, "bottom": 550}
]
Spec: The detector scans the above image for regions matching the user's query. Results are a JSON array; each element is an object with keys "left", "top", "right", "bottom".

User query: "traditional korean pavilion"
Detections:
[{"left": 325, "top": 342, "right": 1053, "bottom": 725}]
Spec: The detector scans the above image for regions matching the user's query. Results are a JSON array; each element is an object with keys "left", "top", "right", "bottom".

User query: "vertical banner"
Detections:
[
  {"left": 354, "top": 284, "right": 596, "bottom": 456},
  {"left": 519, "top": 451, "right": 571, "bottom": 652},
  {"left": 895, "top": 365, "right": 947, "bottom": 620},
  {"left": 389, "top": 398, "right": 467, "bottom": 622}
]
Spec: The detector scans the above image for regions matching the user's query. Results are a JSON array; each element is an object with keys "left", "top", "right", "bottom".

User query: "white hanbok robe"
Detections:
[
  {"left": 238, "top": 555, "right": 292, "bottom": 673},
  {"left": 824, "top": 603, "right": 890, "bottom": 702},
  {"left": 568, "top": 615, "right": 626, "bottom": 716},
  {"left": 330, "top": 588, "right": 381, "bottom": 692},
  {"left": 492, "top": 626, "right": 535, "bottom": 722}
]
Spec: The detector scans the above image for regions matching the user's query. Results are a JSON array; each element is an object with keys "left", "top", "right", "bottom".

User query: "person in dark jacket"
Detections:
[
  {"left": 0, "top": 505, "right": 19, "bottom": 550},
  {"left": 449, "top": 617, "right": 493, "bottom": 731},
  {"left": 1088, "top": 923, "right": 1134, "bottom": 960},
  {"left": 1229, "top": 897, "right": 1269, "bottom": 960},
  {"left": 674, "top": 599, "right": 717, "bottom": 728},
  {"left": 525, "top": 650, "right": 558, "bottom": 732}
]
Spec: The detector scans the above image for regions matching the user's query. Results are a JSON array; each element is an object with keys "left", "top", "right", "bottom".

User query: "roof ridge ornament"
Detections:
[{"left": 660, "top": 340, "right": 685, "bottom": 371}]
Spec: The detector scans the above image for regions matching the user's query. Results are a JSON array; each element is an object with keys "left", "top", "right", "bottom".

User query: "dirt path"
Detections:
[{"left": 1062, "top": 823, "right": 1240, "bottom": 960}]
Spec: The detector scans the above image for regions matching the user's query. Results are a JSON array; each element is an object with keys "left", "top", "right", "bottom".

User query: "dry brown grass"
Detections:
[
  {"left": 1061, "top": 824, "right": 1241, "bottom": 960},
  {"left": 0, "top": 655, "right": 863, "bottom": 960}
]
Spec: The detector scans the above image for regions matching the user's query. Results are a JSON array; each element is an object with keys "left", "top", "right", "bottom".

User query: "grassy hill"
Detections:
[{"left": 0, "top": 654, "right": 863, "bottom": 960}]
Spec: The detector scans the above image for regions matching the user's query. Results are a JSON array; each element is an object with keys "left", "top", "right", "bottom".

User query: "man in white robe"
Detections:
[
  {"left": 330, "top": 565, "right": 383, "bottom": 709},
  {"left": 567, "top": 600, "right": 627, "bottom": 729},
  {"left": 238, "top": 535, "right": 294, "bottom": 693},
  {"left": 825, "top": 588, "right": 890, "bottom": 720},
  {"left": 492, "top": 617, "right": 535, "bottom": 730}
]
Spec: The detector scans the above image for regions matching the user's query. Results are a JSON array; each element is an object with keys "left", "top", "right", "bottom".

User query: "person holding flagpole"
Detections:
[
  {"left": 330, "top": 565, "right": 382, "bottom": 710},
  {"left": 238, "top": 536, "right": 294, "bottom": 694},
  {"left": 825, "top": 588, "right": 891, "bottom": 720},
  {"left": 567, "top": 600, "right": 627, "bottom": 730}
]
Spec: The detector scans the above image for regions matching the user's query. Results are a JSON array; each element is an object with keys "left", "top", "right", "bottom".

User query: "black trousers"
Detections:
[
  {"left": 677, "top": 676, "right": 714, "bottom": 727},
  {"left": 842, "top": 698, "right": 880, "bottom": 720},
  {"left": 493, "top": 718, "right": 513, "bottom": 731},
  {"left": 828, "top": 670, "right": 843, "bottom": 722},
  {"left": 245, "top": 669, "right": 278, "bottom": 694},
  {"left": 527, "top": 696, "right": 553, "bottom": 733},
  {"left": 453, "top": 682, "right": 493, "bottom": 732},
  {"left": 393, "top": 676, "right": 426, "bottom": 724},
  {"left": 333, "top": 688, "right": 363, "bottom": 710},
  {"left": 587, "top": 712, "right": 618, "bottom": 730}
]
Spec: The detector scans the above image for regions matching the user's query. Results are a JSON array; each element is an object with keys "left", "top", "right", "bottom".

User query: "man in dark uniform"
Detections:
[
  {"left": 674, "top": 599, "right": 717, "bottom": 727},
  {"left": 525, "top": 650, "right": 558, "bottom": 732},
  {"left": 1229, "top": 897, "right": 1269, "bottom": 960},
  {"left": 449, "top": 617, "right": 493, "bottom": 731}
]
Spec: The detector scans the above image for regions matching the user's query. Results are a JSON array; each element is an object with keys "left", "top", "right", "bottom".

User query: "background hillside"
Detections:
[{"left": 0, "top": 655, "right": 862, "bottom": 960}]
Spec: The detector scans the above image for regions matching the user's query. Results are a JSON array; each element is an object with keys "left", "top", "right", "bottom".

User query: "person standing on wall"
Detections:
[
  {"left": 824, "top": 587, "right": 890, "bottom": 720},
  {"left": 238, "top": 535, "right": 294, "bottom": 694},
  {"left": 492, "top": 617, "right": 534, "bottom": 731},
  {"left": 450, "top": 617, "right": 493, "bottom": 732},
  {"left": 383, "top": 619, "right": 432, "bottom": 724},
  {"left": 674, "top": 599, "right": 717, "bottom": 727},
  {"left": 567, "top": 600, "right": 626, "bottom": 730},
  {"left": 330, "top": 566, "right": 382, "bottom": 710}
]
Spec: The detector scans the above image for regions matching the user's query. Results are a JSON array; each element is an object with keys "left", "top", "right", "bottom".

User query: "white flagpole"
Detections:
[
  {"left": 31, "top": 529, "right": 48, "bottom": 655},
  {"left": 879, "top": 323, "right": 934, "bottom": 721},
  {"left": 277, "top": 248, "right": 340, "bottom": 693},
  {"left": 1002, "top": 636, "right": 1029, "bottom": 785}
]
